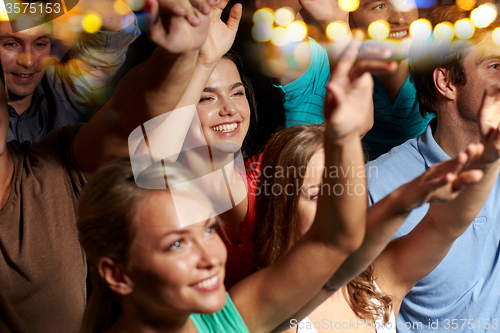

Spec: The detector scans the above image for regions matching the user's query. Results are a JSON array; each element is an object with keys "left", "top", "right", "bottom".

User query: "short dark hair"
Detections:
[{"left": 411, "top": 4, "right": 500, "bottom": 118}]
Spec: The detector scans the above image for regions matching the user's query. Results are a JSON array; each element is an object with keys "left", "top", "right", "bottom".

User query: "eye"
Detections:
[
  {"left": 35, "top": 42, "right": 48, "bottom": 48},
  {"left": 490, "top": 63, "right": 499, "bottom": 69},
  {"left": 168, "top": 239, "right": 183, "bottom": 251},
  {"left": 205, "top": 222, "right": 219, "bottom": 235},
  {"left": 199, "top": 96, "right": 214, "bottom": 103},
  {"left": 372, "top": 3, "right": 385, "bottom": 9},
  {"left": 4, "top": 42, "right": 18, "bottom": 48},
  {"left": 232, "top": 91, "right": 245, "bottom": 97}
]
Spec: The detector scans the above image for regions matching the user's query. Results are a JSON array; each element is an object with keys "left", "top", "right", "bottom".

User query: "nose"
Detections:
[
  {"left": 195, "top": 239, "right": 220, "bottom": 269},
  {"left": 388, "top": 8, "right": 406, "bottom": 25},
  {"left": 16, "top": 52, "right": 35, "bottom": 69},
  {"left": 219, "top": 97, "right": 237, "bottom": 117}
]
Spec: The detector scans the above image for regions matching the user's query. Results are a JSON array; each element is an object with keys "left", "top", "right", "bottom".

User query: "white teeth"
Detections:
[
  {"left": 389, "top": 30, "right": 408, "bottom": 39},
  {"left": 15, "top": 74, "right": 31, "bottom": 78},
  {"left": 195, "top": 276, "right": 218, "bottom": 289},
  {"left": 211, "top": 123, "right": 238, "bottom": 133}
]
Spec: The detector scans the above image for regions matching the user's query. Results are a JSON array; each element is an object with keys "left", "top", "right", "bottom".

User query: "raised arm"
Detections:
[
  {"left": 374, "top": 83, "right": 500, "bottom": 313},
  {"left": 175, "top": 0, "right": 242, "bottom": 109},
  {"left": 47, "top": 0, "right": 141, "bottom": 119},
  {"left": 73, "top": 0, "right": 213, "bottom": 178},
  {"left": 271, "top": 143, "right": 484, "bottom": 332},
  {"left": 228, "top": 32, "right": 395, "bottom": 333}
]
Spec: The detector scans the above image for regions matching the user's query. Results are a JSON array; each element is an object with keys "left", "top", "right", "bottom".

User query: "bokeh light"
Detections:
[
  {"left": 286, "top": 21, "right": 307, "bottom": 42},
  {"left": 471, "top": 3, "right": 497, "bottom": 28},
  {"left": 114, "top": 0, "right": 132, "bottom": 15},
  {"left": 252, "top": 22, "right": 273, "bottom": 42},
  {"left": 124, "top": 0, "right": 146, "bottom": 11},
  {"left": 338, "top": 0, "right": 359, "bottom": 12},
  {"left": 368, "top": 20, "right": 390, "bottom": 41},
  {"left": 433, "top": 22, "right": 454, "bottom": 42},
  {"left": 271, "top": 26, "right": 289, "bottom": 46},
  {"left": 454, "top": 18, "right": 475, "bottom": 40},
  {"left": 492, "top": 27, "right": 500, "bottom": 47},
  {"left": 410, "top": 19, "right": 432, "bottom": 41},
  {"left": 0, "top": 0, "right": 7, "bottom": 21},
  {"left": 275, "top": 7, "right": 295, "bottom": 27},
  {"left": 294, "top": 41, "right": 313, "bottom": 68},
  {"left": 456, "top": 0, "right": 476, "bottom": 11},
  {"left": 82, "top": 12, "right": 102, "bottom": 34},
  {"left": 326, "top": 21, "right": 349, "bottom": 41},
  {"left": 253, "top": 8, "right": 274, "bottom": 25}
]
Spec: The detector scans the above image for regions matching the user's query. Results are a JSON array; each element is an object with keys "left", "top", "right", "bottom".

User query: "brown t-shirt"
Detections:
[{"left": 0, "top": 124, "right": 87, "bottom": 333}]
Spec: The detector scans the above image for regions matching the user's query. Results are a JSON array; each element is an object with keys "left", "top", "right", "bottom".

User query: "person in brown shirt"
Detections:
[{"left": 0, "top": 0, "right": 215, "bottom": 331}]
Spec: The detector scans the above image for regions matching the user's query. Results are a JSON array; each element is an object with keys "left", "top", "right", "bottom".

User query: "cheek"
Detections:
[{"left": 297, "top": 198, "right": 317, "bottom": 237}]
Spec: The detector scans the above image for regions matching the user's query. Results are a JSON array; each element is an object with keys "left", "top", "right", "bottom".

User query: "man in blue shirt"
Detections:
[{"left": 368, "top": 4, "right": 500, "bottom": 332}]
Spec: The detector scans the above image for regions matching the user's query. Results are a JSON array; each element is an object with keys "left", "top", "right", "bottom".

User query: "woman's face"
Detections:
[
  {"left": 197, "top": 58, "right": 251, "bottom": 150},
  {"left": 350, "top": 0, "right": 418, "bottom": 40},
  {"left": 127, "top": 190, "right": 227, "bottom": 315},
  {"left": 297, "top": 149, "right": 325, "bottom": 237}
]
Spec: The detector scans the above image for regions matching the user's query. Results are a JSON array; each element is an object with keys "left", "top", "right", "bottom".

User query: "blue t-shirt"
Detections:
[
  {"left": 275, "top": 38, "right": 434, "bottom": 159},
  {"left": 189, "top": 293, "right": 249, "bottom": 333},
  {"left": 367, "top": 124, "right": 500, "bottom": 333}
]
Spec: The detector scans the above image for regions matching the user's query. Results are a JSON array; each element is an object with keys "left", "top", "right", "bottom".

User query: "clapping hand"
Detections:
[{"left": 478, "top": 83, "right": 500, "bottom": 163}]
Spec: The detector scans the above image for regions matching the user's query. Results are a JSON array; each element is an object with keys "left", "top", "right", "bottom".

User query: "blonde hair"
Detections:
[
  {"left": 253, "top": 124, "right": 393, "bottom": 323},
  {"left": 77, "top": 157, "right": 204, "bottom": 333}
]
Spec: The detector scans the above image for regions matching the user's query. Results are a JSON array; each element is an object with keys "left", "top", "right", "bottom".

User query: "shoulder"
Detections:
[{"left": 367, "top": 137, "right": 425, "bottom": 203}]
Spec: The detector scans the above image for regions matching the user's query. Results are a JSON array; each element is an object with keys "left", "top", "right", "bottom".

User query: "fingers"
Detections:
[
  {"left": 478, "top": 82, "right": 500, "bottom": 137},
  {"left": 156, "top": 0, "right": 215, "bottom": 26},
  {"left": 331, "top": 30, "right": 363, "bottom": 80},
  {"left": 452, "top": 170, "right": 484, "bottom": 192},
  {"left": 349, "top": 60, "right": 398, "bottom": 80},
  {"left": 226, "top": 3, "right": 243, "bottom": 32}
]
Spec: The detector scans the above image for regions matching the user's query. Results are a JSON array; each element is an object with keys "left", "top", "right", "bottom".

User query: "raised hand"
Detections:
[
  {"left": 198, "top": 0, "right": 242, "bottom": 66},
  {"left": 299, "top": 0, "right": 348, "bottom": 32},
  {"left": 396, "top": 143, "right": 484, "bottom": 212},
  {"left": 148, "top": 0, "right": 211, "bottom": 53},
  {"left": 155, "top": 0, "right": 218, "bottom": 25},
  {"left": 323, "top": 31, "right": 397, "bottom": 140},
  {"left": 478, "top": 83, "right": 500, "bottom": 163}
]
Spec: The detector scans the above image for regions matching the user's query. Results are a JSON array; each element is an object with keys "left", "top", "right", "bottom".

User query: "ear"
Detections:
[
  {"left": 433, "top": 68, "right": 457, "bottom": 101},
  {"left": 98, "top": 257, "right": 134, "bottom": 296}
]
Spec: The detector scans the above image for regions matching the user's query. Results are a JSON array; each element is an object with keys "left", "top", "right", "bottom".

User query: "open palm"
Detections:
[{"left": 199, "top": 1, "right": 242, "bottom": 65}]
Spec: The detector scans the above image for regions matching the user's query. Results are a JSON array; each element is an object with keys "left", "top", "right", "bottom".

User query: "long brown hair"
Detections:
[
  {"left": 77, "top": 158, "right": 204, "bottom": 333},
  {"left": 252, "top": 124, "right": 393, "bottom": 322}
]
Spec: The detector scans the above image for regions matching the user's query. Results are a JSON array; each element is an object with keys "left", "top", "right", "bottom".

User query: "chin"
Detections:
[{"left": 194, "top": 290, "right": 228, "bottom": 314}]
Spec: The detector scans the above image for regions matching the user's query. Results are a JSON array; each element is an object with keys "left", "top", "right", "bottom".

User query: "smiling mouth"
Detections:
[
  {"left": 211, "top": 123, "right": 239, "bottom": 133},
  {"left": 192, "top": 275, "right": 219, "bottom": 289},
  {"left": 388, "top": 30, "right": 408, "bottom": 39},
  {"left": 11, "top": 73, "right": 34, "bottom": 78}
]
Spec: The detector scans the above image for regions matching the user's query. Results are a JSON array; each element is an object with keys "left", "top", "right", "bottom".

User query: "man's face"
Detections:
[
  {"left": 0, "top": 22, "right": 51, "bottom": 100},
  {"left": 454, "top": 32, "right": 500, "bottom": 123},
  {"left": 350, "top": 0, "right": 418, "bottom": 39}
]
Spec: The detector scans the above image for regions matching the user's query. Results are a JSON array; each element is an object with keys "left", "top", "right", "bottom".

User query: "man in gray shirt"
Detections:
[{"left": 4, "top": 0, "right": 140, "bottom": 143}]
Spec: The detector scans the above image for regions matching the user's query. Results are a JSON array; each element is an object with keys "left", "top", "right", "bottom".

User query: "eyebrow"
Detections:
[
  {"left": 362, "top": 0, "right": 383, "bottom": 6},
  {"left": 477, "top": 55, "right": 500, "bottom": 64},
  {"left": 203, "top": 82, "right": 244, "bottom": 93}
]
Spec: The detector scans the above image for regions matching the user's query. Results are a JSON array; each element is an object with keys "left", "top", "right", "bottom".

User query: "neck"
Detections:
[
  {"left": 0, "top": 146, "right": 14, "bottom": 210},
  {"left": 9, "top": 94, "right": 33, "bottom": 115},
  {"left": 433, "top": 103, "right": 480, "bottom": 158},
  {"left": 108, "top": 300, "right": 195, "bottom": 333},
  {"left": 374, "top": 60, "right": 410, "bottom": 103}
]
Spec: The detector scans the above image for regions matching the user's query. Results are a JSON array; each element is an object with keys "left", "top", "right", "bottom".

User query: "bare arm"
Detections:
[
  {"left": 73, "top": 0, "right": 214, "bottom": 178},
  {"left": 228, "top": 33, "right": 396, "bottom": 333}
]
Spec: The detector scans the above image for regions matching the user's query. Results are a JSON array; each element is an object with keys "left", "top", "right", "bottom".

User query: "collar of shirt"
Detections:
[
  {"left": 7, "top": 83, "right": 46, "bottom": 118},
  {"left": 417, "top": 119, "right": 450, "bottom": 168}
]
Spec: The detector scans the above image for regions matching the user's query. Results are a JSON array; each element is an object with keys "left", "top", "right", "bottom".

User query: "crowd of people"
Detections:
[{"left": 1, "top": 0, "right": 500, "bottom": 332}]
